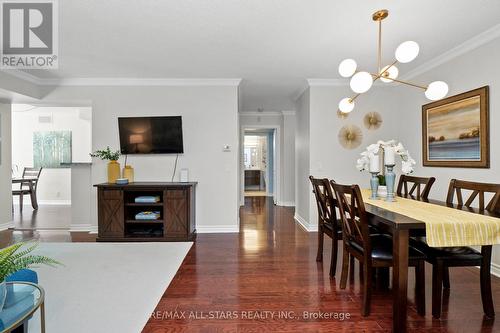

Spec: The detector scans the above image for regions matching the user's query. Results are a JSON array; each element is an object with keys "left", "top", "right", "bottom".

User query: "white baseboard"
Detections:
[
  {"left": 294, "top": 213, "right": 317, "bottom": 232},
  {"left": 13, "top": 200, "right": 71, "bottom": 205},
  {"left": 490, "top": 262, "right": 500, "bottom": 278},
  {"left": 89, "top": 226, "right": 98, "bottom": 234},
  {"left": 277, "top": 201, "right": 295, "bottom": 207},
  {"left": 39, "top": 200, "right": 72, "bottom": 205},
  {"left": 0, "top": 221, "right": 14, "bottom": 231},
  {"left": 69, "top": 224, "right": 92, "bottom": 232},
  {"left": 197, "top": 225, "right": 239, "bottom": 233}
]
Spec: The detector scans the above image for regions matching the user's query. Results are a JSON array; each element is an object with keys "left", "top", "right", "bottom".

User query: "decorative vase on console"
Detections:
[
  {"left": 356, "top": 140, "right": 416, "bottom": 201},
  {"left": 122, "top": 155, "right": 135, "bottom": 182},
  {"left": 90, "top": 147, "right": 122, "bottom": 184}
]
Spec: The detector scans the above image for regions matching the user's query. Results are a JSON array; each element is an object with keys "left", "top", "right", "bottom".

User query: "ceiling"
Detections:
[{"left": 23, "top": 0, "right": 500, "bottom": 111}]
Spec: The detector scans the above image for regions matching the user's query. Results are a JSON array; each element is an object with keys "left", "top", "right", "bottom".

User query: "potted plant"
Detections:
[
  {"left": 0, "top": 242, "right": 61, "bottom": 310},
  {"left": 90, "top": 146, "right": 121, "bottom": 183},
  {"left": 377, "top": 175, "right": 387, "bottom": 197}
]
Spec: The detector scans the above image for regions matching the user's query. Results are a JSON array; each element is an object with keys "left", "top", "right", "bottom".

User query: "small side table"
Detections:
[{"left": 0, "top": 282, "right": 45, "bottom": 333}]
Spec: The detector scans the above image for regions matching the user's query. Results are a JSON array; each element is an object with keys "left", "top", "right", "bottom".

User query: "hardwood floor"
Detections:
[
  {"left": 13, "top": 204, "right": 72, "bottom": 230},
  {"left": 2, "top": 197, "right": 500, "bottom": 332},
  {"left": 143, "top": 196, "right": 500, "bottom": 333}
]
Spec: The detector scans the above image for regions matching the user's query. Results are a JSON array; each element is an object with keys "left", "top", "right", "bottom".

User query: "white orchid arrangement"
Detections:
[{"left": 356, "top": 140, "right": 416, "bottom": 174}]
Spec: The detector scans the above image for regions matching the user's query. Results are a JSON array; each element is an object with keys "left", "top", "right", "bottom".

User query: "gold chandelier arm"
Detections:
[
  {"left": 370, "top": 74, "right": 428, "bottom": 90},
  {"left": 350, "top": 93, "right": 361, "bottom": 103},
  {"left": 378, "top": 20, "right": 382, "bottom": 74},
  {"left": 372, "top": 60, "right": 398, "bottom": 82},
  {"left": 386, "top": 78, "right": 427, "bottom": 90}
]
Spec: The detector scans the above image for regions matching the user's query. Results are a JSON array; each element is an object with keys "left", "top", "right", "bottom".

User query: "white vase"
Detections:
[
  {"left": 378, "top": 186, "right": 388, "bottom": 198},
  {"left": 0, "top": 281, "right": 6, "bottom": 311}
]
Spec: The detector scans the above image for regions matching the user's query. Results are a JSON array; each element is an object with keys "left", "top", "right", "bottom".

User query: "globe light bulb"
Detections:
[
  {"left": 338, "top": 98, "right": 355, "bottom": 113},
  {"left": 338, "top": 59, "right": 357, "bottom": 78},
  {"left": 395, "top": 41, "right": 420, "bottom": 63},
  {"left": 425, "top": 81, "right": 449, "bottom": 100},
  {"left": 350, "top": 71, "right": 373, "bottom": 93},
  {"left": 380, "top": 65, "right": 399, "bottom": 83}
]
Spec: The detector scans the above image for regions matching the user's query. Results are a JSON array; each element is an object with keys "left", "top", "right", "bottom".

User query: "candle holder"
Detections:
[
  {"left": 370, "top": 172, "right": 379, "bottom": 199},
  {"left": 385, "top": 164, "right": 396, "bottom": 202}
]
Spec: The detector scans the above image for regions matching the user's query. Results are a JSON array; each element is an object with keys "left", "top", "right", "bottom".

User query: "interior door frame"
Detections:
[{"left": 240, "top": 125, "right": 281, "bottom": 206}]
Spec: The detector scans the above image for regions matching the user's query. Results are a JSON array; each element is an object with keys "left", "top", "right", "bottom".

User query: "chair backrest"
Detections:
[
  {"left": 330, "top": 181, "right": 371, "bottom": 255},
  {"left": 446, "top": 179, "right": 500, "bottom": 212},
  {"left": 21, "top": 167, "right": 42, "bottom": 191},
  {"left": 309, "top": 176, "right": 337, "bottom": 225},
  {"left": 396, "top": 175, "right": 436, "bottom": 200}
]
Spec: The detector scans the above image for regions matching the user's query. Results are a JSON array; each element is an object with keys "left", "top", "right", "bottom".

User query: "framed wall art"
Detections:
[{"left": 422, "top": 86, "right": 489, "bottom": 168}]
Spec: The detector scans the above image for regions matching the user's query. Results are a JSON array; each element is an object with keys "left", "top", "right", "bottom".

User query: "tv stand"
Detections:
[{"left": 94, "top": 182, "right": 197, "bottom": 242}]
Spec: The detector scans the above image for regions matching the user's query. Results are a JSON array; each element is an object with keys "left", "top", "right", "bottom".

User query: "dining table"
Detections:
[
  {"left": 360, "top": 190, "right": 500, "bottom": 333},
  {"left": 12, "top": 178, "right": 39, "bottom": 210}
]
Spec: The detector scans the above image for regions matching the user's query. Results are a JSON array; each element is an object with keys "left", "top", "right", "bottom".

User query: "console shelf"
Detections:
[
  {"left": 95, "top": 182, "right": 197, "bottom": 242},
  {"left": 125, "top": 203, "right": 164, "bottom": 207},
  {"left": 125, "top": 219, "right": 164, "bottom": 224}
]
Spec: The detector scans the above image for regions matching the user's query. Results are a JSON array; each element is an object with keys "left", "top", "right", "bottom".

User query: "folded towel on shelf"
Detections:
[
  {"left": 135, "top": 211, "right": 161, "bottom": 220},
  {"left": 134, "top": 196, "right": 160, "bottom": 203}
]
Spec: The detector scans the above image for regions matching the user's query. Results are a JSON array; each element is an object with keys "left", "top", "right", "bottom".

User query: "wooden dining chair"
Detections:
[
  {"left": 417, "top": 179, "right": 500, "bottom": 318},
  {"left": 12, "top": 167, "right": 42, "bottom": 212},
  {"left": 331, "top": 181, "right": 426, "bottom": 316},
  {"left": 309, "top": 176, "right": 342, "bottom": 277},
  {"left": 397, "top": 175, "right": 436, "bottom": 200}
]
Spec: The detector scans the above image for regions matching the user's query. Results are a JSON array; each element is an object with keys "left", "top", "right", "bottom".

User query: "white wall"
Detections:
[
  {"left": 282, "top": 112, "right": 296, "bottom": 205},
  {"left": 295, "top": 89, "right": 311, "bottom": 228},
  {"left": 37, "top": 85, "right": 239, "bottom": 232},
  {"left": 11, "top": 106, "right": 92, "bottom": 203},
  {"left": 0, "top": 103, "right": 12, "bottom": 229},
  {"left": 394, "top": 37, "right": 500, "bottom": 270},
  {"left": 296, "top": 85, "right": 401, "bottom": 230}
]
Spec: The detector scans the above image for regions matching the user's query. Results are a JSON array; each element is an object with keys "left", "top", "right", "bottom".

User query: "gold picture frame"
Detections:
[{"left": 422, "top": 86, "right": 489, "bottom": 168}]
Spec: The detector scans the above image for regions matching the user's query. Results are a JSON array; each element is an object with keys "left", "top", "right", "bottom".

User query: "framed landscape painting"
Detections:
[{"left": 422, "top": 86, "right": 489, "bottom": 168}]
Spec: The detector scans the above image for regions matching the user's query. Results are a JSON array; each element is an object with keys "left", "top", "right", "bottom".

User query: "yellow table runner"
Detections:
[{"left": 360, "top": 189, "right": 500, "bottom": 247}]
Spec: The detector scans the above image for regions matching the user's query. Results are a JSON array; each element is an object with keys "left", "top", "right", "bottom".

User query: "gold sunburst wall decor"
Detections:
[
  {"left": 364, "top": 112, "right": 383, "bottom": 130},
  {"left": 338, "top": 125, "right": 363, "bottom": 149},
  {"left": 337, "top": 109, "right": 349, "bottom": 119}
]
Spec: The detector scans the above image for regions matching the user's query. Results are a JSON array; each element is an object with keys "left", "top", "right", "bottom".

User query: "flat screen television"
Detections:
[{"left": 118, "top": 116, "right": 184, "bottom": 154}]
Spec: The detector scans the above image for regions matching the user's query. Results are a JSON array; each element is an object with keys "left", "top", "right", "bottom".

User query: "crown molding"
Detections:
[
  {"left": 1, "top": 69, "right": 42, "bottom": 84},
  {"left": 39, "top": 77, "right": 243, "bottom": 87},
  {"left": 0, "top": 72, "right": 242, "bottom": 87},
  {"left": 401, "top": 22, "right": 500, "bottom": 81}
]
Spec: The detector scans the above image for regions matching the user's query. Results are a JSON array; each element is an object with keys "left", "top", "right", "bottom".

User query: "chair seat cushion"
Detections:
[
  {"left": 322, "top": 219, "right": 343, "bottom": 236},
  {"left": 410, "top": 237, "right": 482, "bottom": 263},
  {"left": 349, "top": 234, "right": 426, "bottom": 261}
]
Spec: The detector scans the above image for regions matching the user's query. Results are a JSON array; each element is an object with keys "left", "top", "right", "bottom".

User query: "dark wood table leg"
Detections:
[
  {"left": 393, "top": 228, "right": 409, "bottom": 333},
  {"left": 29, "top": 183, "right": 38, "bottom": 210}
]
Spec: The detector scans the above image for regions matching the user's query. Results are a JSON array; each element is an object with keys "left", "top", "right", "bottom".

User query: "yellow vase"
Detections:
[
  {"left": 122, "top": 165, "right": 135, "bottom": 182},
  {"left": 107, "top": 160, "right": 121, "bottom": 183}
]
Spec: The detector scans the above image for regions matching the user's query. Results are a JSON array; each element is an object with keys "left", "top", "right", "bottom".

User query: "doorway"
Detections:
[{"left": 242, "top": 129, "right": 276, "bottom": 198}]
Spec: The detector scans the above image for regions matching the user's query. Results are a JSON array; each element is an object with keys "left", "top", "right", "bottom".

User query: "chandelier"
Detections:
[{"left": 338, "top": 9, "right": 449, "bottom": 114}]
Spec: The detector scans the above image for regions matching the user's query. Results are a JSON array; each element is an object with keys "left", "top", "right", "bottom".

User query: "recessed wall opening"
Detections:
[{"left": 11, "top": 104, "right": 92, "bottom": 230}]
